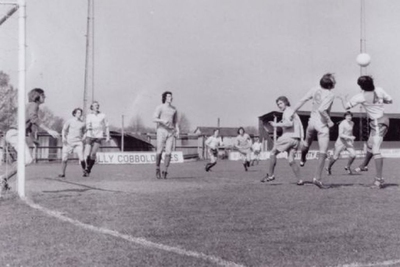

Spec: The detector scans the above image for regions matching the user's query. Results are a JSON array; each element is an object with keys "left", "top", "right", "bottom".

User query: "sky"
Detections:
[{"left": 1, "top": 0, "right": 400, "bottom": 131}]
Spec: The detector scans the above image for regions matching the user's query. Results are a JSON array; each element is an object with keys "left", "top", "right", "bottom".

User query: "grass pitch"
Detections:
[{"left": 1, "top": 158, "right": 400, "bottom": 267}]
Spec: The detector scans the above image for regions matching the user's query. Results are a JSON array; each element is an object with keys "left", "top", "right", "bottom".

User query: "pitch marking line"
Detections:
[
  {"left": 23, "top": 198, "right": 245, "bottom": 267},
  {"left": 335, "top": 259, "right": 400, "bottom": 267}
]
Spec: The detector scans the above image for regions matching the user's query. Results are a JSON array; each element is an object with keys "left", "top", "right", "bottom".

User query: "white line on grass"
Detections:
[
  {"left": 23, "top": 198, "right": 245, "bottom": 267},
  {"left": 334, "top": 259, "right": 400, "bottom": 267}
]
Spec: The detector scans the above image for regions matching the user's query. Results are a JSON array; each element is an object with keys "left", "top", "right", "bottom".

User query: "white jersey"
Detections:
[
  {"left": 62, "top": 118, "right": 85, "bottom": 143},
  {"left": 300, "top": 86, "right": 335, "bottom": 125},
  {"left": 337, "top": 120, "right": 354, "bottom": 141},
  {"left": 86, "top": 112, "right": 109, "bottom": 139},
  {"left": 346, "top": 87, "right": 392, "bottom": 120},
  {"left": 236, "top": 133, "right": 252, "bottom": 149},
  {"left": 252, "top": 142, "right": 262, "bottom": 152},
  {"left": 280, "top": 107, "right": 304, "bottom": 139},
  {"left": 205, "top": 136, "right": 223, "bottom": 150}
]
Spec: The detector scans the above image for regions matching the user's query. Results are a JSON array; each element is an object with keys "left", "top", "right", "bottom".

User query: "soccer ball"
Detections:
[{"left": 356, "top": 53, "right": 371, "bottom": 67}]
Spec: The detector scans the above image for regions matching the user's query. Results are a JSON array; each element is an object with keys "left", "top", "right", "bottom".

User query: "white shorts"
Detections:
[
  {"left": 62, "top": 141, "right": 84, "bottom": 161},
  {"left": 5, "top": 129, "right": 33, "bottom": 164},
  {"left": 156, "top": 128, "right": 175, "bottom": 154}
]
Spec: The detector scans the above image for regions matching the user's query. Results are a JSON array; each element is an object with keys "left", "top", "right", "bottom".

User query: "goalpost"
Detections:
[
  {"left": 0, "top": 0, "right": 26, "bottom": 198},
  {"left": 17, "top": 0, "right": 26, "bottom": 198}
]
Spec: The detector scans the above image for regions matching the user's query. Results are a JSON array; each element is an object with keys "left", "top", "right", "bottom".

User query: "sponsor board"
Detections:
[{"left": 96, "top": 151, "right": 184, "bottom": 164}]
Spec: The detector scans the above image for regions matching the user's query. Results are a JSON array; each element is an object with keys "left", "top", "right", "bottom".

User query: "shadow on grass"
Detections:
[
  {"left": 44, "top": 177, "right": 123, "bottom": 193},
  {"left": 166, "top": 176, "right": 199, "bottom": 180},
  {"left": 319, "top": 183, "right": 398, "bottom": 189},
  {"left": 42, "top": 188, "right": 91, "bottom": 193}
]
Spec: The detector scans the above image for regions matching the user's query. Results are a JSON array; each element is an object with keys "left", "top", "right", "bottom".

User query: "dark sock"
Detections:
[
  {"left": 80, "top": 160, "right": 86, "bottom": 171},
  {"left": 156, "top": 153, "right": 162, "bottom": 168},
  {"left": 347, "top": 156, "right": 355, "bottom": 168},
  {"left": 301, "top": 147, "right": 309, "bottom": 162},
  {"left": 328, "top": 158, "right": 336, "bottom": 169},
  {"left": 209, "top": 162, "right": 217, "bottom": 170},
  {"left": 360, "top": 151, "right": 373, "bottom": 168}
]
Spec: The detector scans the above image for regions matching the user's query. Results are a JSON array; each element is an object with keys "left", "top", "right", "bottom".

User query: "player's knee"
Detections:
[{"left": 373, "top": 153, "right": 382, "bottom": 159}]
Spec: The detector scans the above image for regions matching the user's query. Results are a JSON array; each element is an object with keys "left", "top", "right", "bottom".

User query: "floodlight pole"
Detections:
[
  {"left": 17, "top": 0, "right": 26, "bottom": 198},
  {"left": 121, "top": 115, "right": 125, "bottom": 152}
]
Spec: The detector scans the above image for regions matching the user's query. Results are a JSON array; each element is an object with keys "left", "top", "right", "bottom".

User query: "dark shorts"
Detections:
[{"left": 85, "top": 137, "right": 104, "bottom": 146}]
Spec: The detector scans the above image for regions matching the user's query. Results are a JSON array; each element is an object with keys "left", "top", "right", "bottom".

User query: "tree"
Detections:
[
  {"left": 0, "top": 71, "right": 65, "bottom": 134},
  {"left": 0, "top": 71, "right": 17, "bottom": 132},
  {"left": 126, "top": 115, "right": 153, "bottom": 133},
  {"left": 179, "top": 112, "right": 191, "bottom": 133},
  {"left": 39, "top": 106, "right": 65, "bottom": 133}
]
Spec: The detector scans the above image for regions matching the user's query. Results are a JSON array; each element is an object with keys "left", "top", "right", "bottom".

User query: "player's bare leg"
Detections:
[
  {"left": 288, "top": 149, "right": 303, "bottom": 185},
  {"left": 155, "top": 153, "right": 162, "bottom": 179}
]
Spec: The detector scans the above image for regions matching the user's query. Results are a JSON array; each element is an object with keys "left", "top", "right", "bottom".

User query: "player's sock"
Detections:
[
  {"left": 87, "top": 157, "right": 95, "bottom": 173},
  {"left": 327, "top": 158, "right": 336, "bottom": 170},
  {"left": 374, "top": 154, "right": 383, "bottom": 179},
  {"left": 165, "top": 154, "right": 171, "bottom": 167},
  {"left": 289, "top": 161, "right": 301, "bottom": 181},
  {"left": 80, "top": 160, "right": 86, "bottom": 170},
  {"left": 155, "top": 153, "right": 162, "bottom": 168},
  {"left": 347, "top": 156, "right": 355, "bottom": 170},
  {"left": 360, "top": 151, "right": 373, "bottom": 169},
  {"left": 315, "top": 153, "right": 327, "bottom": 180},
  {"left": 205, "top": 163, "right": 211, "bottom": 172},
  {"left": 300, "top": 146, "right": 309, "bottom": 166},
  {"left": 268, "top": 154, "right": 277, "bottom": 177},
  {"left": 208, "top": 162, "right": 217, "bottom": 171},
  {"left": 60, "top": 161, "right": 67, "bottom": 176}
]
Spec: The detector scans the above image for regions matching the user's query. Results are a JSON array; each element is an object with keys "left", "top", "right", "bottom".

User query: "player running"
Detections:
[
  {"left": 235, "top": 127, "right": 252, "bottom": 171},
  {"left": 58, "top": 108, "right": 86, "bottom": 178},
  {"left": 326, "top": 111, "right": 356, "bottom": 175},
  {"left": 261, "top": 96, "right": 304, "bottom": 185},
  {"left": 153, "top": 91, "right": 180, "bottom": 179},
  {"left": 251, "top": 137, "right": 262, "bottom": 166},
  {"left": 289, "top": 73, "right": 336, "bottom": 189},
  {"left": 205, "top": 129, "right": 223, "bottom": 172},
  {"left": 339, "top": 75, "right": 392, "bottom": 188}
]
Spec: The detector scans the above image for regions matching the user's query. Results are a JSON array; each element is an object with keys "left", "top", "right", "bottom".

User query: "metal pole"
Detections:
[
  {"left": 121, "top": 115, "right": 124, "bottom": 152},
  {"left": 83, "top": 0, "right": 91, "bottom": 118},
  {"left": 273, "top": 115, "right": 277, "bottom": 144},
  {"left": 17, "top": 0, "right": 26, "bottom": 198}
]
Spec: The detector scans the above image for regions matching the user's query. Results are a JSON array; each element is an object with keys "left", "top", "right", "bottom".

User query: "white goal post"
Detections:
[
  {"left": 1, "top": 0, "right": 27, "bottom": 198},
  {"left": 17, "top": 0, "right": 26, "bottom": 198}
]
